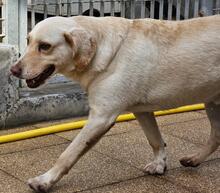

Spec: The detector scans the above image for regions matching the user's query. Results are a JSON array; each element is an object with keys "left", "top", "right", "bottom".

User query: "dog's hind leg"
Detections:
[
  {"left": 134, "top": 112, "right": 167, "bottom": 175},
  {"left": 180, "top": 102, "right": 220, "bottom": 167},
  {"left": 27, "top": 107, "right": 119, "bottom": 193}
]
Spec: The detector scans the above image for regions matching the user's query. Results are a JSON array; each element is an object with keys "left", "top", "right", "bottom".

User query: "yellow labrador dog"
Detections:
[{"left": 11, "top": 15, "right": 220, "bottom": 192}]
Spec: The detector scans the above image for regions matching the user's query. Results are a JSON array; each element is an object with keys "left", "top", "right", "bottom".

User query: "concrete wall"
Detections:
[
  {"left": 5, "top": 90, "right": 89, "bottom": 128},
  {"left": 0, "top": 44, "right": 19, "bottom": 128},
  {"left": 0, "top": 44, "right": 89, "bottom": 129}
]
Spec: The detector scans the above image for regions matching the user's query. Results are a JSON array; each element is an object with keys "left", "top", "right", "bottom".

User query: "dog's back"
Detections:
[{"left": 111, "top": 15, "right": 220, "bottom": 109}]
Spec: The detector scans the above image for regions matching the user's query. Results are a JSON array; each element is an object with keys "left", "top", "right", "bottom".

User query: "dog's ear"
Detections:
[{"left": 64, "top": 28, "right": 96, "bottom": 72}]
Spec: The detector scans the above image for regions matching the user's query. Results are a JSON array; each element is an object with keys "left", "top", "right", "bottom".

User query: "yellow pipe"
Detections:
[{"left": 0, "top": 104, "right": 205, "bottom": 144}]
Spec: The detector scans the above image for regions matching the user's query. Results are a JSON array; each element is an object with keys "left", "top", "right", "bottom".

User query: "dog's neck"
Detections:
[{"left": 66, "top": 16, "right": 130, "bottom": 91}]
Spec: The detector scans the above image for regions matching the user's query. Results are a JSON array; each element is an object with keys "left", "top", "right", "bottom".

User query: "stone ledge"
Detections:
[{"left": 4, "top": 92, "right": 89, "bottom": 128}]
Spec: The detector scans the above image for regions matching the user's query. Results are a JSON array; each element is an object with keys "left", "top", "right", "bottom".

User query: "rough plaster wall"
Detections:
[
  {"left": 0, "top": 44, "right": 19, "bottom": 128},
  {"left": 6, "top": 92, "right": 89, "bottom": 128}
]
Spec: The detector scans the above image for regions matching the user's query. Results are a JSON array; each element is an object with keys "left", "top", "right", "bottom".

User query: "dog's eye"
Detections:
[{"left": 38, "top": 43, "right": 51, "bottom": 52}]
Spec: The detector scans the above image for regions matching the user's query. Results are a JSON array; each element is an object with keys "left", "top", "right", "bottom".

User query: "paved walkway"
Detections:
[{"left": 0, "top": 110, "right": 219, "bottom": 193}]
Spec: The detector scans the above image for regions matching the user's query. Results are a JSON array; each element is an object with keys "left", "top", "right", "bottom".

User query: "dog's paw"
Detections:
[
  {"left": 144, "top": 160, "right": 167, "bottom": 175},
  {"left": 179, "top": 154, "right": 201, "bottom": 167},
  {"left": 28, "top": 176, "right": 51, "bottom": 193}
]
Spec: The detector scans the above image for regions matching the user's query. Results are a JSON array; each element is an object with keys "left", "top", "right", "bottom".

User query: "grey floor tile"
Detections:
[
  {"left": 1, "top": 111, "right": 219, "bottom": 193},
  {"left": 0, "top": 169, "right": 30, "bottom": 193},
  {"left": 93, "top": 122, "right": 219, "bottom": 171},
  {"left": 55, "top": 129, "right": 80, "bottom": 141},
  {"left": 162, "top": 117, "right": 210, "bottom": 145},
  {"left": 159, "top": 158, "right": 220, "bottom": 193},
  {"left": 92, "top": 128, "right": 199, "bottom": 170},
  {"left": 196, "top": 110, "right": 207, "bottom": 115},
  {"left": 81, "top": 175, "right": 190, "bottom": 193},
  {"left": 0, "top": 143, "right": 142, "bottom": 193},
  {"left": 0, "top": 134, "right": 68, "bottom": 155},
  {"left": 156, "top": 111, "right": 206, "bottom": 127},
  {"left": 55, "top": 120, "right": 140, "bottom": 141},
  {"left": 161, "top": 117, "right": 220, "bottom": 160},
  {"left": 56, "top": 111, "right": 206, "bottom": 142}
]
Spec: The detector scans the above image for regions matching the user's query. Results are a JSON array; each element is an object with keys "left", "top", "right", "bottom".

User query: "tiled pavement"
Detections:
[{"left": 0, "top": 110, "right": 219, "bottom": 193}]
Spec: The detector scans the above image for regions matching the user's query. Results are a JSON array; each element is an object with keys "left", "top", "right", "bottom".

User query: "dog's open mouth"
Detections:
[{"left": 26, "top": 65, "right": 55, "bottom": 88}]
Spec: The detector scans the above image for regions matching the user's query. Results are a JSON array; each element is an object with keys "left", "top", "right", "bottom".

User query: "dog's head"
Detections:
[{"left": 10, "top": 17, "right": 96, "bottom": 88}]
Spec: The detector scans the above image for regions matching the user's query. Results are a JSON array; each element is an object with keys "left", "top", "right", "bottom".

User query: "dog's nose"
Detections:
[{"left": 10, "top": 65, "right": 22, "bottom": 77}]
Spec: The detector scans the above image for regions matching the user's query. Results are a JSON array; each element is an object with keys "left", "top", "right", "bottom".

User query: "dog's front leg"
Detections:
[
  {"left": 28, "top": 109, "right": 118, "bottom": 193},
  {"left": 134, "top": 112, "right": 167, "bottom": 175}
]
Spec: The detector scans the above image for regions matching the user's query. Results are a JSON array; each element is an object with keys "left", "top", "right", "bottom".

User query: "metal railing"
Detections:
[
  {"left": 27, "top": 0, "right": 220, "bottom": 31},
  {"left": 27, "top": 0, "right": 202, "bottom": 23},
  {"left": 214, "top": 0, "right": 220, "bottom": 14},
  {"left": 0, "top": 0, "right": 5, "bottom": 42},
  {"left": 28, "top": 0, "right": 122, "bottom": 30},
  {"left": 1, "top": 0, "right": 218, "bottom": 52}
]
